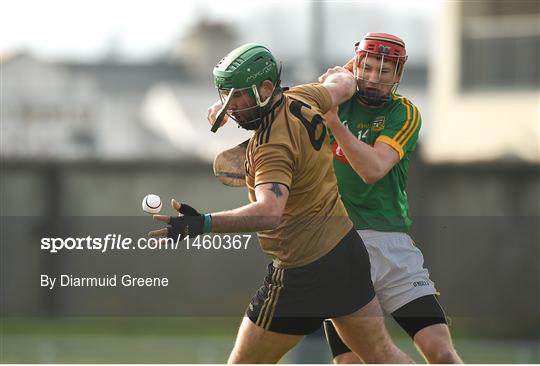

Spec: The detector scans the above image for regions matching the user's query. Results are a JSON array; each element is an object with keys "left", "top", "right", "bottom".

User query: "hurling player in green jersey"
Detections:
[{"left": 321, "top": 33, "right": 463, "bottom": 364}]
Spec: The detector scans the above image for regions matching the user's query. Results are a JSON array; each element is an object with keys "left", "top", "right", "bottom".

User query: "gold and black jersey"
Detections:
[{"left": 245, "top": 83, "right": 353, "bottom": 268}]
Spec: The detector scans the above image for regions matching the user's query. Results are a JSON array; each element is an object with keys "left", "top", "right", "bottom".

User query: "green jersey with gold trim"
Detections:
[{"left": 330, "top": 93, "right": 421, "bottom": 232}]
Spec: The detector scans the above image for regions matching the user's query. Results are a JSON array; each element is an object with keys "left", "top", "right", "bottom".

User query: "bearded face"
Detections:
[{"left": 218, "top": 88, "right": 263, "bottom": 130}]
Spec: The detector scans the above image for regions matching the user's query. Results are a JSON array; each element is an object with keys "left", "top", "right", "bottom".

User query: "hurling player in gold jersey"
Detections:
[{"left": 151, "top": 43, "right": 413, "bottom": 363}]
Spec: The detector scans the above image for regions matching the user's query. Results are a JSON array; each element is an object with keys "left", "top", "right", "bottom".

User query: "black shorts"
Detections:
[
  {"left": 246, "top": 228, "right": 375, "bottom": 335},
  {"left": 324, "top": 294, "right": 449, "bottom": 358}
]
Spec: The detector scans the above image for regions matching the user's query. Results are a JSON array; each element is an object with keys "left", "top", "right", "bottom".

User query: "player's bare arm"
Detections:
[
  {"left": 319, "top": 66, "right": 400, "bottom": 184},
  {"left": 325, "top": 107, "right": 399, "bottom": 184},
  {"left": 318, "top": 67, "right": 356, "bottom": 107},
  {"left": 148, "top": 182, "right": 289, "bottom": 238},
  {"left": 211, "top": 182, "right": 289, "bottom": 232}
]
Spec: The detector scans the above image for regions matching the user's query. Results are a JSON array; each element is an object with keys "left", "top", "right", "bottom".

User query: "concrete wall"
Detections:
[{"left": 1, "top": 158, "right": 538, "bottom": 337}]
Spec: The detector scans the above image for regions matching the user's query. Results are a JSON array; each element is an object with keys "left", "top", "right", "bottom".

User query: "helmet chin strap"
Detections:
[
  {"left": 357, "top": 94, "right": 388, "bottom": 107},
  {"left": 235, "top": 91, "right": 283, "bottom": 131}
]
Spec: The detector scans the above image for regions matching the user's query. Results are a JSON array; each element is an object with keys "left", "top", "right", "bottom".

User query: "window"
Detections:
[{"left": 460, "top": 1, "right": 539, "bottom": 90}]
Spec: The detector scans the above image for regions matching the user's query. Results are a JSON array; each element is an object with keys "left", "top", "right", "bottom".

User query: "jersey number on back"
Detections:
[{"left": 289, "top": 100, "right": 326, "bottom": 151}]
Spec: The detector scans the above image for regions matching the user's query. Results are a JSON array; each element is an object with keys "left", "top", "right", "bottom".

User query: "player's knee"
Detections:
[
  {"left": 415, "top": 325, "right": 462, "bottom": 363},
  {"left": 227, "top": 346, "right": 246, "bottom": 364},
  {"left": 342, "top": 331, "right": 401, "bottom": 364},
  {"left": 361, "top": 340, "right": 400, "bottom": 363},
  {"left": 333, "top": 351, "right": 363, "bottom": 364},
  {"left": 423, "top": 345, "right": 462, "bottom": 364},
  {"left": 436, "top": 350, "right": 461, "bottom": 364},
  {"left": 227, "top": 345, "right": 259, "bottom": 364},
  {"left": 227, "top": 349, "right": 238, "bottom": 364}
]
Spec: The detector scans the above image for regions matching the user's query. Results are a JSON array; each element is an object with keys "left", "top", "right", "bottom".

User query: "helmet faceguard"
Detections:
[
  {"left": 213, "top": 43, "right": 282, "bottom": 131},
  {"left": 353, "top": 33, "right": 407, "bottom": 106},
  {"left": 216, "top": 68, "right": 282, "bottom": 131}
]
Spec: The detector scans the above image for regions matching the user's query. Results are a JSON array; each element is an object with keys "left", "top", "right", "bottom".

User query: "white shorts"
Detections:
[{"left": 358, "top": 229, "right": 438, "bottom": 314}]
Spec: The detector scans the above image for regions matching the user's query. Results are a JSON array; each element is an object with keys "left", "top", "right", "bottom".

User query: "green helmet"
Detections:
[
  {"left": 212, "top": 43, "right": 282, "bottom": 131},
  {"left": 213, "top": 43, "right": 279, "bottom": 91}
]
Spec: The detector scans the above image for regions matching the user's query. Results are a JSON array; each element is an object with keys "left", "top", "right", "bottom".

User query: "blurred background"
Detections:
[{"left": 1, "top": 0, "right": 539, "bottom": 363}]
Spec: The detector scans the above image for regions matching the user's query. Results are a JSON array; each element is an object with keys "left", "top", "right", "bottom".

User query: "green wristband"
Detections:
[{"left": 203, "top": 213, "right": 213, "bottom": 233}]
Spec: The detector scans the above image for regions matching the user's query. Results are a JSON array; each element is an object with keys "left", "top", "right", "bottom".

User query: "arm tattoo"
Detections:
[{"left": 269, "top": 183, "right": 283, "bottom": 198}]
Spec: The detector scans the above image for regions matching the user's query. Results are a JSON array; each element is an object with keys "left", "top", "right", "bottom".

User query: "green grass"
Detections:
[
  {"left": 2, "top": 318, "right": 539, "bottom": 363},
  {"left": 2, "top": 317, "right": 239, "bottom": 336}
]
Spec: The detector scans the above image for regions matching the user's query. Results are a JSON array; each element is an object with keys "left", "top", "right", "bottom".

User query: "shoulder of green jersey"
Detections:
[{"left": 388, "top": 95, "right": 421, "bottom": 149}]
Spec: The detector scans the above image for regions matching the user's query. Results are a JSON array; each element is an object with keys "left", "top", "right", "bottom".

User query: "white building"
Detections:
[
  {"left": 1, "top": 54, "right": 191, "bottom": 161},
  {"left": 425, "top": 0, "right": 539, "bottom": 163}
]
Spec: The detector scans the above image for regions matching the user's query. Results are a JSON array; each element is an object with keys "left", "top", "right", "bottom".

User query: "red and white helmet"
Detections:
[
  {"left": 356, "top": 32, "right": 407, "bottom": 67},
  {"left": 353, "top": 33, "right": 408, "bottom": 103}
]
